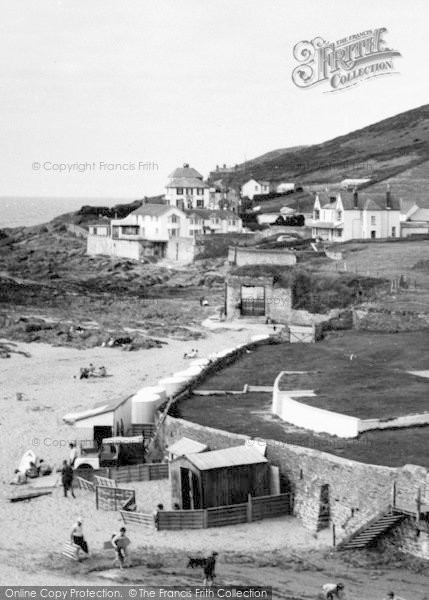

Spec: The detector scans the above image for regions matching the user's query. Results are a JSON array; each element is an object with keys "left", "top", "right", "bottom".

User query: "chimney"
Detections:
[
  {"left": 386, "top": 184, "right": 391, "bottom": 208},
  {"left": 353, "top": 187, "right": 358, "bottom": 209}
]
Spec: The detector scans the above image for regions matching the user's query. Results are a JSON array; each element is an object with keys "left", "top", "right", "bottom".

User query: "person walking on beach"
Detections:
[
  {"left": 384, "top": 592, "right": 407, "bottom": 600},
  {"left": 69, "top": 442, "right": 78, "bottom": 467},
  {"left": 71, "top": 517, "right": 89, "bottom": 557},
  {"left": 61, "top": 460, "right": 75, "bottom": 498},
  {"left": 111, "top": 527, "right": 131, "bottom": 569},
  {"left": 203, "top": 551, "right": 218, "bottom": 587}
]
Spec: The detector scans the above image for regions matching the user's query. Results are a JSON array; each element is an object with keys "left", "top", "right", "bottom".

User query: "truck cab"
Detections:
[{"left": 74, "top": 435, "right": 146, "bottom": 471}]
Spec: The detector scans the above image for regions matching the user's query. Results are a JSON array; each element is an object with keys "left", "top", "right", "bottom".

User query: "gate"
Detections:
[{"left": 240, "top": 286, "right": 265, "bottom": 316}]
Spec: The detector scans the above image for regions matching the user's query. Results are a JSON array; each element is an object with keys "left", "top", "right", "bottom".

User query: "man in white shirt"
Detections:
[
  {"left": 69, "top": 443, "right": 79, "bottom": 467},
  {"left": 71, "top": 517, "right": 88, "bottom": 557},
  {"left": 322, "top": 583, "right": 345, "bottom": 599}
]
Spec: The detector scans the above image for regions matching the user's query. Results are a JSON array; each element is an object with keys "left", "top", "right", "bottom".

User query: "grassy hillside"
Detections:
[{"left": 217, "top": 104, "right": 429, "bottom": 189}]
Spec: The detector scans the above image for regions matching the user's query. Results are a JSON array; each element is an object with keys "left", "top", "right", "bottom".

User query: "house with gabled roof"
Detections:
[
  {"left": 165, "top": 163, "right": 210, "bottom": 210},
  {"left": 311, "top": 187, "right": 401, "bottom": 242},
  {"left": 185, "top": 208, "right": 243, "bottom": 235},
  {"left": 241, "top": 178, "right": 271, "bottom": 200}
]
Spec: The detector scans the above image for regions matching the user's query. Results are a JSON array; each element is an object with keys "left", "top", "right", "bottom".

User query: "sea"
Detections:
[{"left": 0, "top": 196, "right": 132, "bottom": 229}]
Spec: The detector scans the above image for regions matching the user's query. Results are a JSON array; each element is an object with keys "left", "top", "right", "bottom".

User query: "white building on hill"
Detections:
[
  {"left": 165, "top": 163, "right": 210, "bottom": 209},
  {"left": 241, "top": 178, "right": 270, "bottom": 199},
  {"left": 311, "top": 188, "right": 401, "bottom": 242}
]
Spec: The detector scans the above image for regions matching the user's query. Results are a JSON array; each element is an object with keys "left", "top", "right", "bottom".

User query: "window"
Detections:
[
  {"left": 335, "top": 229, "right": 342, "bottom": 238},
  {"left": 176, "top": 188, "right": 183, "bottom": 195},
  {"left": 337, "top": 210, "right": 342, "bottom": 220},
  {"left": 196, "top": 199, "right": 204, "bottom": 208},
  {"left": 370, "top": 216, "right": 376, "bottom": 226},
  {"left": 170, "top": 214, "right": 179, "bottom": 223},
  {"left": 186, "top": 188, "right": 193, "bottom": 195},
  {"left": 391, "top": 226, "right": 396, "bottom": 238},
  {"left": 314, "top": 209, "right": 320, "bottom": 219},
  {"left": 329, "top": 196, "right": 336, "bottom": 203}
]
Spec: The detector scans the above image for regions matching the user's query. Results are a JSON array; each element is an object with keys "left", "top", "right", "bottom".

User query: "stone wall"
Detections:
[
  {"left": 225, "top": 275, "right": 293, "bottom": 323},
  {"left": 378, "top": 517, "right": 429, "bottom": 560},
  {"left": 228, "top": 246, "right": 297, "bottom": 267},
  {"left": 353, "top": 308, "right": 429, "bottom": 332},
  {"left": 160, "top": 416, "right": 428, "bottom": 546}
]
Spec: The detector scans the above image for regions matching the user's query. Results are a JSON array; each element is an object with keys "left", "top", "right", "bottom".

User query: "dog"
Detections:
[{"left": 187, "top": 556, "right": 206, "bottom": 569}]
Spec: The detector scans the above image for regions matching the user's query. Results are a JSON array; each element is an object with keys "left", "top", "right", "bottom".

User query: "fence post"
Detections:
[
  {"left": 332, "top": 522, "right": 336, "bottom": 547},
  {"left": 391, "top": 481, "right": 397, "bottom": 511},
  {"left": 203, "top": 509, "right": 208, "bottom": 529},
  {"left": 95, "top": 486, "right": 99, "bottom": 510},
  {"left": 247, "top": 494, "right": 253, "bottom": 523}
]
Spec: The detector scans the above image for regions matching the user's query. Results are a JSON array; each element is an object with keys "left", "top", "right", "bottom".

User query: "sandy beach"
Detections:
[{"left": 1, "top": 330, "right": 429, "bottom": 599}]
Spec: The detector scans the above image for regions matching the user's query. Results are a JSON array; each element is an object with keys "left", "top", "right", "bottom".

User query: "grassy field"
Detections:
[
  {"left": 318, "top": 239, "right": 429, "bottom": 288},
  {"left": 176, "top": 331, "right": 429, "bottom": 467},
  {"left": 199, "top": 331, "right": 429, "bottom": 418},
  {"left": 177, "top": 391, "right": 429, "bottom": 468}
]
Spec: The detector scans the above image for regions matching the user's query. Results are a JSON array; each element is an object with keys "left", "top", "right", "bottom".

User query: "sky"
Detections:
[{"left": 1, "top": 0, "right": 428, "bottom": 199}]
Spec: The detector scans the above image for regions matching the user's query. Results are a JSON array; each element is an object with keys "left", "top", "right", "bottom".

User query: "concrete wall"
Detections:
[
  {"left": 272, "top": 379, "right": 360, "bottom": 438},
  {"left": 228, "top": 246, "right": 297, "bottom": 267},
  {"left": 165, "top": 237, "right": 196, "bottom": 263},
  {"left": 87, "top": 235, "right": 143, "bottom": 260}
]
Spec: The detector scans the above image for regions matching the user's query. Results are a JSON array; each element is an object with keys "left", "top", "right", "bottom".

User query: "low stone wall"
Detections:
[
  {"left": 324, "top": 248, "right": 343, "bottom": 260},
  {"left": 353, "top": 307, "right": 429, "bottom": 332},
  {"left": 377, "top": 517, "right": 429, "bottom": 560},
  {"left": 228, "top": 246, "right": 297, "bottom": 266}
]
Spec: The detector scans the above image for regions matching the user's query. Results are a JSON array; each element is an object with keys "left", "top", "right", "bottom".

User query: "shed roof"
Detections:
[
  {"left": 185, "top": 445, "right": 268, "bottom": 471},
  {"left": 168, "top": 437, "right": 208, "bottom": 456}
]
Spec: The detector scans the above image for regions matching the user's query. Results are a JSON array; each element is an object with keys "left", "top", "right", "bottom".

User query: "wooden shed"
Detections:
[{"left": 170, "top": 445, "right": 270, "bottom": 509}]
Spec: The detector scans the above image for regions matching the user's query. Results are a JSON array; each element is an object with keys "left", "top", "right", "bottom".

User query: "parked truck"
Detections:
[{"left": 74, "top": 435, "right": 146, "bottom": 471}]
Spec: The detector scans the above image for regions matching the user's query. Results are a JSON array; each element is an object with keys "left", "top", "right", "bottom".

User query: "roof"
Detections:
[
  {"left": 102, "top": 436, "right": 144, "bottom": 444},
  {"left": 168, "top": 165, "right": 203, "bottom": 180},
  {"left": 129, "top": 204, "right": 177, "bottom": 217},
  {"left": 185, "top": 209, "right": 239, "bottom": 220},
  {"left": 167, "top": 177, "right": 209, "bottom": 189},
  {"left": 184, "top": 445, "right": 268, "bottom": 471},
  {"left": 317, "top": 191, "right": 400, "bottom": 211},
  {"left": 63, "top": 404, "right": 114, "bottom": 424},
  {"left": 167, "top": 437, "right": 208, "bottom": 456}
]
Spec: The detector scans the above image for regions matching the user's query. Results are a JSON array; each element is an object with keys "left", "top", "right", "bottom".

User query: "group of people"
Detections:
[
  {"left": 183, "top": 349, "right": 199, "bottom": 359},
  {"left": 79, "top": 364, "right": 107, "bottom": 379},
  {"left": 11, "top": 458, "right": 52, "bottom": 485}
]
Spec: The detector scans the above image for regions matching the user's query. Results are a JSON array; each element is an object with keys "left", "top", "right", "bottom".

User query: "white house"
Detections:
[
  {"left": 87, "top": 204, "right": 195, "bottom": 262},
  {"left": 241, "top": 179, "right": 270, "bottom": 200},
  {"left": 185, "top": 209, "right": 243, "bottom": 235},
  {"left": 400, "top": 200, "right": 429, "bottom": 237},
  {"left": 311, "top": 188, "right": 401, "bottom": 242},
  {"left": 276, "top": 182, "right": 296, "bottom": 193},
  {"left": 165, "top": 163, "right": 210, "bottom": 209},
  {"left": 340, "top": 178, "right": 372, "bottom": 190}
]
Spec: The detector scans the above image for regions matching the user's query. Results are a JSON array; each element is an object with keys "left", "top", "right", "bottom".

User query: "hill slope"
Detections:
[{"left": 217, "top": 104, "right": 429, "bottom": 189}]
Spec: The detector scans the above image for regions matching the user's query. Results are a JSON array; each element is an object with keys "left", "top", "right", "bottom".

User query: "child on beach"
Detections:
[
  {"left": 322, "top": 583, "right": 345, "bottom": 599},
  {"left": 111, "top": 527, "right": 131, "bottom": 569}
]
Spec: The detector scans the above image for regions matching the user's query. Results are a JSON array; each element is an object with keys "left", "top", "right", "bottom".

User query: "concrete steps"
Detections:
[{"left": 339, "top": 512, "right": 405, "bottom": 550}]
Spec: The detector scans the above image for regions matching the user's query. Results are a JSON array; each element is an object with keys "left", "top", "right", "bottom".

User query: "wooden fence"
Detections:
[
  {"left": 120, "top": 493, "right": 292, "bottom": 531},
  {"left": 94, "top": 475, "right": 117, "bottom": 488},
  {"left": 109, "top": 463, "right": 169, "bottom": 484},
  {"left": 76, "top": 476, "right": 95, "bottom": 492},
  {"left": 120, "top": 510, "right": 155, "bottom": 529},
  {"left": 96, "top": 486, "right": 136, "bottom": 511}
]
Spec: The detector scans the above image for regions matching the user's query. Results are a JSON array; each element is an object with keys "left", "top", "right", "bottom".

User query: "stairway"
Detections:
[{"left": 339, "top": 511, "right": 405, "bottom": 550}]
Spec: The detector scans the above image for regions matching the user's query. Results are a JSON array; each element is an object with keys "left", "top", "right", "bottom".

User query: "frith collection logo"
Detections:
[{"left": 292, "top": 28, "right": 401, "bottom": 92}]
